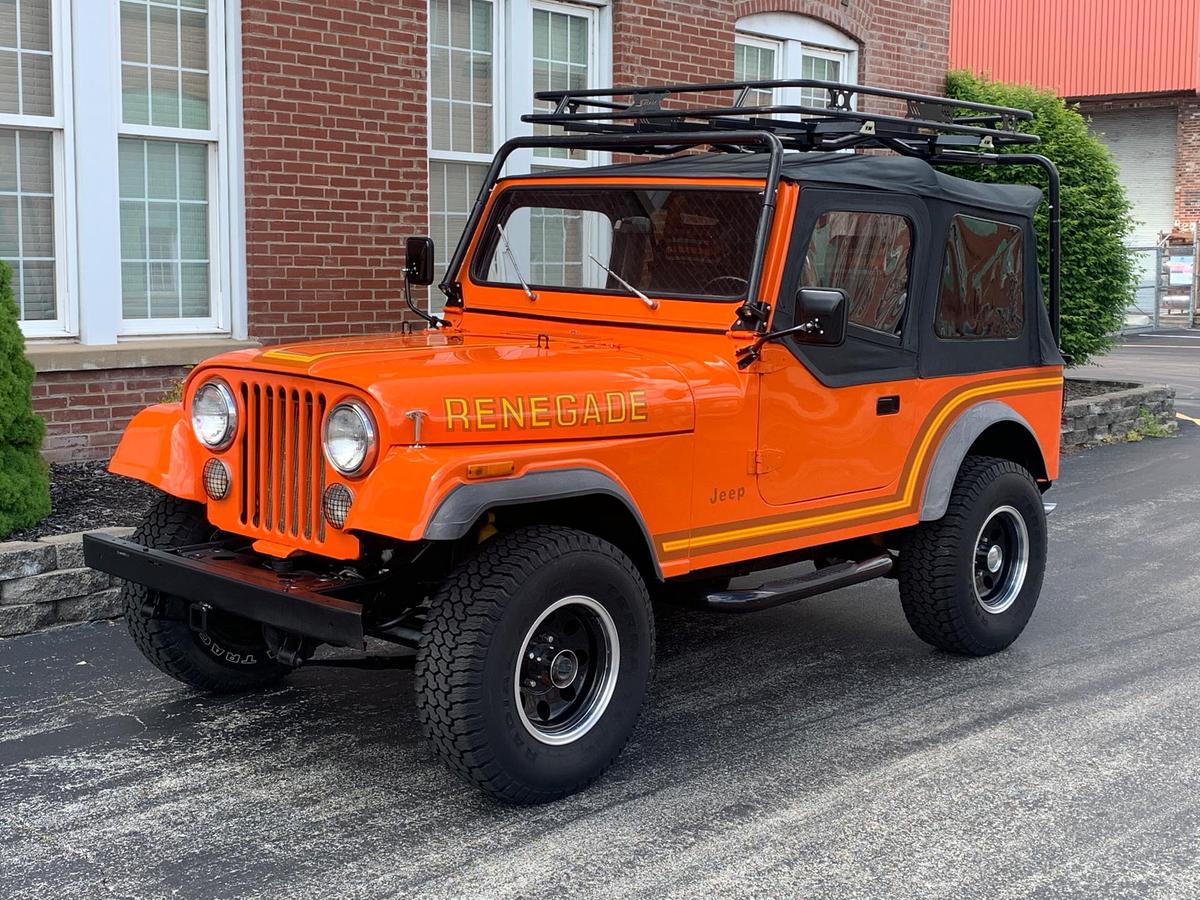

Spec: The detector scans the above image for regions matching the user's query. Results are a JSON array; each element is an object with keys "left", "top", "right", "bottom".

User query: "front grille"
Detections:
[{"left": 236, "top": 380, "right": 328, "bottom": 544}]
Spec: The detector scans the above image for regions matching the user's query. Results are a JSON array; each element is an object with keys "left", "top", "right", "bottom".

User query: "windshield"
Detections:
[{"left": 471, "top": 186, "right": 764, "bottom": 301}]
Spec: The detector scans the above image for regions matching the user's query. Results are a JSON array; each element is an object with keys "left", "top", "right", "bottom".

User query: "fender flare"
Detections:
[
  {"left": 919, "top": 400, "right": 1042, "bottom": 522},
  {"left": 423, "top": 468, "right": 662, "bottom": 578}
]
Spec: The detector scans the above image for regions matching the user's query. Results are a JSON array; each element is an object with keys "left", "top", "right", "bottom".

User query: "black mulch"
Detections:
[
  {"left": 9, "top": 462, "right": 160, "bottom": 543},
  {"left": 1064, "top": 378, "right": 1139, "bottom": 402}
]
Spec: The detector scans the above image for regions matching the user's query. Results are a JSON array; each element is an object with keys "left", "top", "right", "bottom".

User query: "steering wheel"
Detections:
[{"left": 703, "top": 275, "right": 750, "bottom": 295}]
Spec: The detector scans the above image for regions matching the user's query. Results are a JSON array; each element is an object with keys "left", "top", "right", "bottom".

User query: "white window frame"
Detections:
[
  {"left": 11, "top": 0, "right": 246, "bottom": 346},
  {"left": 427, "top": 0, "right": 612, "bottom": 309},
  {"left": 736, "top": 12, "right": 860, "bottom": 112},
  {"left": 116, "top": 0, "right": 231, "bottom": 338},
  {"left": 2, "top": 0, "right": 78, "bottom": 338}
]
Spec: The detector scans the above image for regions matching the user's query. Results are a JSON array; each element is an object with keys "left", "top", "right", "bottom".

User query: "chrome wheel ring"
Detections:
[
  {"left": 514, "top": 596, "right": 619, "bottom": 746},
  {"left": 973, "top": 505, "right": 1029, "bottom": 615}
]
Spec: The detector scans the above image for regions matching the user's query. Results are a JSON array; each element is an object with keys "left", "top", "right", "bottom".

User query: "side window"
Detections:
[
  {"left": 804, "top": 211, "right": 912, "bottom": 335},
  {"left": 936, "top": 215, "right": 1025, "bottom": 339}
]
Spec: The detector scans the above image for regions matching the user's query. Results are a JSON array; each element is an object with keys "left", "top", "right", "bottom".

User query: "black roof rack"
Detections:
[{"left": 521, "top": 78, "right": 1041, "bottom": 156}]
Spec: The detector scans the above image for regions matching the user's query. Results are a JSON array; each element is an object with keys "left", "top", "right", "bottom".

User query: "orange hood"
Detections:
[{"left": 190, "top": 329, "right": 697, "bottom": 446}]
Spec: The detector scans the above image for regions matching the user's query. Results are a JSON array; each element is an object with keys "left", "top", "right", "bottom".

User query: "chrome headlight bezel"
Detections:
[
  {"left": 191, "top": 379, "right": 238, "bottom": 451},
  {"left": 322, "top": 399, "right": 378, "bottom": 477}
]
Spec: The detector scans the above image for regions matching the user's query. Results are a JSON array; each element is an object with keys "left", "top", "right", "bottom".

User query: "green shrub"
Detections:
[
  {"left": 0, "top": 261, "right": 51, "bottom": 538},
  {"left": 946, "top": 70, "right": 1138, "bottom": 365}
]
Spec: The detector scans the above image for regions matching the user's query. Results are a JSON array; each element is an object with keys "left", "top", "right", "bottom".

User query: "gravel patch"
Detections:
[{"left": 9, "top": 462, "right": 158, "bottom": 542}]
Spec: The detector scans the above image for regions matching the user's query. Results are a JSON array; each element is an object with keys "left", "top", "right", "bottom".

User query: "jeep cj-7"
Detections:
[{"left": 85, "top": 79, "right": 1066, "bottom": 804}]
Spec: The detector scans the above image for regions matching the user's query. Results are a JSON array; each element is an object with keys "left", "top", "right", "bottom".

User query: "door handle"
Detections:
[{"left": 876, "top": 395, "right": 901, "bottom": 416}]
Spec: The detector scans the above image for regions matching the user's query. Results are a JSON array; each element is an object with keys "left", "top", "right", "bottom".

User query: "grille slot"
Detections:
[{"left": 237, "top": 380, "right": 328, "bottom": 546}]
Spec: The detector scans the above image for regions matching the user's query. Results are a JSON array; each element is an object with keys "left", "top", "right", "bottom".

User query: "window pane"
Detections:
[
  {"left": 122, "top": 64, "right": 150, "bottom": 125},
  {"left": 120, "top": 2, "right": 148, "bottom": 64},
  {"left": 805, "top": 211, "right": 912, "bottom": 334},
  {"left": 119, "top": 139, "right": 210, "bottom": 321},
  {"left": 428, "top": 159, "right": 487, "bottom": 292},
  {"left": 429, "top": 0, "right": 492, "bottom": 154},
  {"left": 734, "top": 40, "right": 776, "bottom": 109},
  {"left": 0, "top": 128, "right": 56, "bottom": 322},
  {"left": 122, "top": 0, "right": 209, "bottom": 130},
  {"left": 475, "top": 187, "right": 765, "bottom": 300},
  {"left": 936, "top": 215, "right": 1026, "bottom": 339},
  {"left": 0, "top": 0, "right": 53, "bottom": 117},
  {"left": 20, "top": 0, "right": 50, "bottom": 53},
  {"left": 0, "top": 50, "right": 15, "bottom": 113},
  {"left": 800, "top": 55, "right": 842, "bottom": 108},
  {"left": 532, "top": 9, "right": 590, "bottom": 160}
]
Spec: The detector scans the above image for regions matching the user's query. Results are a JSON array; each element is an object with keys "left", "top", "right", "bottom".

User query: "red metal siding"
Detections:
[{"left": 950, "top": 0, "right": 1200, "bottom": 98}]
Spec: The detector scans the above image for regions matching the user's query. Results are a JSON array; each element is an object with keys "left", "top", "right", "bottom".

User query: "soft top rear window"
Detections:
[{"left": 470, "top": 186, "right": 764, "bottom": 301}]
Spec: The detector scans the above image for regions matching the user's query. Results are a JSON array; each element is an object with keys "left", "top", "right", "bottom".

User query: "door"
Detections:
[{"left": 757, "top": 192, "right": 927, "bottom": 506}]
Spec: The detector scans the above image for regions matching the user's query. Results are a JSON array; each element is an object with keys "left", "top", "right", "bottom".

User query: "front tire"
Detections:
[
  {"left": 897, "top": 456, "right": 1047, "bottom": 656},
  {"left": 414, "top": 526, "right": 654, "bottom": 804},
  {"left": 123, "top": 494, "right": 291, "bottom": 693}
]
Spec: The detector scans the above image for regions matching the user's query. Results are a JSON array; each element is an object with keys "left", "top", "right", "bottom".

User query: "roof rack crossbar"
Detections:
[{"left": 523, "top": 79, "right": 1039, "bottom": 155}]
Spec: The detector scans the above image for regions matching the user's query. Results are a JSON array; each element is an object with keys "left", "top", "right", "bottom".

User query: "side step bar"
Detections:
[{"left": 705, "top": 554, "right": 894, "bottom": 613}]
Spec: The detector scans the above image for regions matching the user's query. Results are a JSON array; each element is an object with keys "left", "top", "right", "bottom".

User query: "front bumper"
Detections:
[{"left": 82, "top": 534, "right": 366, "bottom": 648}]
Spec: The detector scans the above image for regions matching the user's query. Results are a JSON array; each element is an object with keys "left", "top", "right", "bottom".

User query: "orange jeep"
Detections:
[{"left": 84, "top": 80, "right": 1065, "bottom": 804}]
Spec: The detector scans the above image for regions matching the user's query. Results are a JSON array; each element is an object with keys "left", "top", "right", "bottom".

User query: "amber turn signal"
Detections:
[{"left": 466, "top": 461, "right": 516, "bottom": 480}]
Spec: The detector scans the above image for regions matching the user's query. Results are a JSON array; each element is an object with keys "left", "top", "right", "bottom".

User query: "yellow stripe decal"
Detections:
[{"left": 662, "top": 376, "right": 1060, "bottom": 555}]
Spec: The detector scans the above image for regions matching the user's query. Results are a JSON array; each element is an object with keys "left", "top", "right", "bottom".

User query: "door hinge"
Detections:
[{"left": 749, "top": 448, "right": 784, "bottom": 475}]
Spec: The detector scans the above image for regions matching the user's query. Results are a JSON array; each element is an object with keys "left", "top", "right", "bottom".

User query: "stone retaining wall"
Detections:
[
  {"left": 0, "top": 529, "right": 132, "bottom": 637},
  {"left": 1060, "top": 381, "right": 1177, "bottom": 451}
]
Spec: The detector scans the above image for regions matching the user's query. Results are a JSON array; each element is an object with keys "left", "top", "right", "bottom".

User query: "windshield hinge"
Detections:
[{"left": 733, "top": 300, "right": 770, "bottom": 332}]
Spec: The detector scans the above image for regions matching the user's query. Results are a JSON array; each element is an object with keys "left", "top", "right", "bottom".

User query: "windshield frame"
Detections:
[{"left": 466, "top": 181, "right": 769, "bottom": 305}]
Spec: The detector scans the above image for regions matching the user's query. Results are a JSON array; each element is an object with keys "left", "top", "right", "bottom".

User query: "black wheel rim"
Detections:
[
  {"left": 973, "top": 505, "right": 1029, "bottom": 615},
  {"left": 514, "top": 596, "right": 619, "bottom": 746}
]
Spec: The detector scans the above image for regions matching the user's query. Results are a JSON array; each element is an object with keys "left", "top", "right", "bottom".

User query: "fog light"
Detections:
[
  {"left": 323, "top": 484, "right": 353, "bottom": 529},
  {"left": 203, "top": 459, "right": 230, "bottom": 500}
]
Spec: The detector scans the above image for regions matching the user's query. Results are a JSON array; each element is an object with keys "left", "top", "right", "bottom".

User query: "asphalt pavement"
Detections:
[
  {"left": 4, "top": 357, "right": 1200, "bottom": 899},
  {"left": 1071, "top": 328, "right": 1200, "bottom": 418}
]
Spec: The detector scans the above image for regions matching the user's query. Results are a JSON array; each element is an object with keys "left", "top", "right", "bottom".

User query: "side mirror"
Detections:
[
  {"left": 405, "top": 237, "right": 435, "bottom": 286},
  {"left": 792, "top": 287, "right": 848, "bottom": 346}
]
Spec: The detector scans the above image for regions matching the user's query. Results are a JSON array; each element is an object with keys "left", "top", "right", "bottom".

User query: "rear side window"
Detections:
[
  {"left": 803, "top": 211, "right": 912, "bottom": 335},
  {"left": 936, "top": 215, "right": 1025, "bottom": 339}
]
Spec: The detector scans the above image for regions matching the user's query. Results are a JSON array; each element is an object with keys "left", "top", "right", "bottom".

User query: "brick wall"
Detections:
[
  {"left": 614, "top": 0, "right": 950, "bottom": 107},
  {"left": 241, "top": 0, "right": 429, "bottom": 344},
  {"left": 1177, "top": 98, "right": 1200, "bottom": 228},
  {"left": 34, "top": 367, "right": 188, "bottom": 462}
]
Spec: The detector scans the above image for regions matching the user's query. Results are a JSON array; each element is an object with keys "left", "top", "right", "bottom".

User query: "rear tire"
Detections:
[
  {"left": 123, "top": 494, "right": 291, "bottom": 693},
  {"left": 414, "top": 526, "right": 654, "bottom": 804},
  {"left": 897, "top": 456, "right": 1047, "bottom": 656}
]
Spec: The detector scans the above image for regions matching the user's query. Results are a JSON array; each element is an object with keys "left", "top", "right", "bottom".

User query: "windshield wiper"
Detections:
[
  {"left": 495, "top": 222, "right": 537, "bottom": 302},
  {"left": 589, "top": 254, "right": 658, "bottom": 310}
]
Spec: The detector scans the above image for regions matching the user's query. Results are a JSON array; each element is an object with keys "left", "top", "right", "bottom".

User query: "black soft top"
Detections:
[{"left": 522, "top": 152, "right": 1044, "bottom": 217}]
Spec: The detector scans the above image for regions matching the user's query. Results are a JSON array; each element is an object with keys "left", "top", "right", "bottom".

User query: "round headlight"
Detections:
[
  {"left": 191, "top": 380, "right": 237, "bottom": 450},
  {"left": 323, "top": 400, "right": 377, "bottom": 476}
]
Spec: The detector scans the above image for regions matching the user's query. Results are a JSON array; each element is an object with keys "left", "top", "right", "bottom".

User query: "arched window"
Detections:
[{"left": 734, "top": 13, "right": 860, "bottom": 110}]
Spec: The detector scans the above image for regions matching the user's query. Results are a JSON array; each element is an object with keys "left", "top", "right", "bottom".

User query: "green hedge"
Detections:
[
  {"left": 0, "top": 261, "right": 50, "bottom": 538},
  {"left": 946, "top": 70, "right": 1137, "bottom": 365}
]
